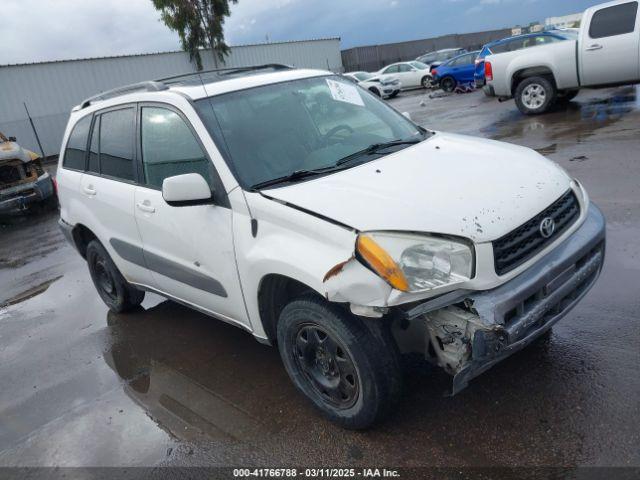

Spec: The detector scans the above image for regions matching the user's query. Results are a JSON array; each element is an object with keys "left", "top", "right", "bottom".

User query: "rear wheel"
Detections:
[
  {"left": 514, "top": 76, "right": 556, "bottom": 115},
  {"left": 421, "top": 76, "right": 432, "bottom": 89},
  {"left": 441, "top": 77, "right": 456, "bottom": 93},
  {"left": 277, "top": 294, "right": 402, "bottom": 430},
  {"left": 86, "top": 240, "right": 144, "bottom": 313}
]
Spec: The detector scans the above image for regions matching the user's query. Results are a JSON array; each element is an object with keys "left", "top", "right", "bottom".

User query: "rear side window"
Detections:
[
  {"left": 490, "top": 43, "right": 509, "bottom": 54},
  {"left": 140, "top": 107, "right": 212, "bottom": 189},
  {"left": 589, "top": 2, "right": 638, "bottom": 38},
  {"left": 99, "top": 108, "right": 136, "bottom": 181},
  {"left": 88, "top": 116, "right": 100, "bottom": 174},
  {"left": 63, "top": 115, "right": 91, "bottom": 170}
]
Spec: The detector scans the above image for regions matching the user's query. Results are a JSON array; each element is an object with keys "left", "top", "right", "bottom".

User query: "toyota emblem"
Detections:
[{"left": 539, "top": 217, "right": 556, "bottom": 238}]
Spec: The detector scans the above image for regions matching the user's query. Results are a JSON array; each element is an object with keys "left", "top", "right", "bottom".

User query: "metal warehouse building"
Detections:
[{"left": 0, "top": 38, "right": 343, "bottom": 158}]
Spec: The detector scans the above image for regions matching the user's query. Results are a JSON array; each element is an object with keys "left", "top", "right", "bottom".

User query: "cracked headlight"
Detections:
[{"left": 356, "top": 232, "right": 474, "bottom": 292}]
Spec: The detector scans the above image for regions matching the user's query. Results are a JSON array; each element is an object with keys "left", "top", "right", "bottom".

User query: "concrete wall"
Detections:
[
  {"left": 0, "top": 38, "right": 343, "bottom": 158},
  {"left": 341, "top": 29, "right": 512, "bottom": 73}
]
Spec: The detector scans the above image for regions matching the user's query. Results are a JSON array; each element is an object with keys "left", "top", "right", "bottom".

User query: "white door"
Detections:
[
  {"left": 397, "top": 64, "right": 420, "bottom": 87},
  {"left": 580, "top": 1, "right": 640, "bottom": 86},
  {"left": 133, "top": 105, "right": 249, "bottom": 328},
  {"left": 80, "top": 106, "right": 154, "bottom": 286}
]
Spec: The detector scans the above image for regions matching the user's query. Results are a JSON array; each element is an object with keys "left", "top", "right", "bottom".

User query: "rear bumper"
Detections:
[
  {"left": 0, "top": 173, "right": 54, "bottom": 214},
  {"left": 451, "top": 202, "right": 606, "bottom": 393}
]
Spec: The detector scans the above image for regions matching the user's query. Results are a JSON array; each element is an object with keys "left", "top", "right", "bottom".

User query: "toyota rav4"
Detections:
[{"left": 57, "top": 65, "right": 605, "bottom": 429}]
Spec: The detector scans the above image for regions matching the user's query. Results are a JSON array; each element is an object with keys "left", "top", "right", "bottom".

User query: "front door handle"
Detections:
[
  {"left": 136, "top": 201, "right": 155, "bottom": 214},
  {"left": 83, "top": 185, "right": 96, "bottom": 196},
  {"left": 586, "top": 44, "right": 603, "bottom": 51}
]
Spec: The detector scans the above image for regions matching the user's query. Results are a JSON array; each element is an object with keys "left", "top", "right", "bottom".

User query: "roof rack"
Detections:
[
  {"left": 74, "top": 81, "right": 169, "bottom": 111},
  {"left": 73, "top": 64, "right": 294, "bottom": 111},
  {"left": 158, "top": 63, "right": 293, "bottom": 84}
]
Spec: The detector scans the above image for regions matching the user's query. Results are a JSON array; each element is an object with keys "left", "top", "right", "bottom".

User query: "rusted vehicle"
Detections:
[{"left": 0, "top": 132, "right": 56, "bottom": 215}]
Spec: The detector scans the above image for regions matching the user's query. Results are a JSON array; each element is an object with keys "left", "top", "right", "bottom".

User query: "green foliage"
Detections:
[{"left": 151, "top": 0, "right": 238, "bottom": 70}]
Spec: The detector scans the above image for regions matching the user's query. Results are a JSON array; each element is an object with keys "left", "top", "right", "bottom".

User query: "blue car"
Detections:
[
  {"left": 474, "top": 30, "right": 578, "bottom": 90},
  {"left": 431, "top": 51, "right": 480, "bottom": 93}
]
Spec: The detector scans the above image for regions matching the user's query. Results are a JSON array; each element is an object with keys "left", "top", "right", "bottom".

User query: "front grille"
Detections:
[{"left": 493, "top": 190, "right": 580, "bottom": 275}]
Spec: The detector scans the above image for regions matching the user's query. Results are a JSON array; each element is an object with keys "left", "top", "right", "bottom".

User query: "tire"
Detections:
[
  {"left": 558, "top": 89, "right": 579, "bottom": 103},
  {"left": 441, "top": 77, "right": 456, "bottom": 93},
  {"left": 277, "top": 294, "right": 402, "bottom": 430},
  {"left": 86, "top": 240, "right": 144, "bottom": 313},
  {"left": 514, "top": 76, "right": 557, "bottom": 115},
  {"left": 388, "top": 91, "right": 399, "bottom": 99},
  {"left": 421, "top": 76, "right": 431, "bottom": 89},
  {"left": 369, "top": 87, "right": 381, "bottom": 97},
  {"left": 482, "top": 85, "right": 493, "bottom": 97}
]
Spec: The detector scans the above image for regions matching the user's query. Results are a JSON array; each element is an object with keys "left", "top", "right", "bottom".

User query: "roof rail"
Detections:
[
  {"left": 75, "top": 81, "right": 169, "bottom": 110},
  {"left": 72, "top": 64, "right": 294, "bottom": 112},
  {"left": 158, "top": 63, "right": 294, "bottom": 84}
]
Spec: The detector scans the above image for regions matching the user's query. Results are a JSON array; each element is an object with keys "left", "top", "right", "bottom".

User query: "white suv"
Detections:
[{"left": 57, "top": 65, "right": 605, "bottom": 429}]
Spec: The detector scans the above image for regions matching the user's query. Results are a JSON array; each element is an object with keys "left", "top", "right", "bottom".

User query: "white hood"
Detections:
[{"left": 263, "top": 133, "right": 571, "bottom": 243}]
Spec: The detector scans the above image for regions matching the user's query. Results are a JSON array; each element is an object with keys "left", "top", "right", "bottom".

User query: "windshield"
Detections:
[
  {"left": 354, "top": 72, "right": 375, "bottom": 81},
  {"left": 195, "top": 75, "right": 424, "bottom": 189}
]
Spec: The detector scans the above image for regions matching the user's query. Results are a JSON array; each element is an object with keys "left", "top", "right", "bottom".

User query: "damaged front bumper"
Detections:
[
  {"left": 0, "top": 172, "right": 54, "bottom": 214},
  {"left": 406, "top": 202, "right": 606, "bottom": 394}
]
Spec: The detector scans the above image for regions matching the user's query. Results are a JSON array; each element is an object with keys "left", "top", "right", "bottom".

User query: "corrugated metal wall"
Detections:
[
  {"left": 0, "top": 38, "right": 342, "bottom": 157},
  {"left": 342, "top": 29, "right": 512, "bottom": 72}
]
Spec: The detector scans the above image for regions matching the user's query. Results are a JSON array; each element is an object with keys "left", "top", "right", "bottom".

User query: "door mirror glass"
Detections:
[{"left": 162, "top": 173, "right": 213, "bottom": 205}]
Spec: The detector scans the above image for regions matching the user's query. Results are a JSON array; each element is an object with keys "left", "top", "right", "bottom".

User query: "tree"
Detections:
[{"left": 151, "top": 0, "right": 238, "bottom": 70}]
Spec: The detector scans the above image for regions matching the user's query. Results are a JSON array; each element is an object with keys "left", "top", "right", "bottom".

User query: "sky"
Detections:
[{"left": 1, "top": 0, "right": 601, "bottom": 65}]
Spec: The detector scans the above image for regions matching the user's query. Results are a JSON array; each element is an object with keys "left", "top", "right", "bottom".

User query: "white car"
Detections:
[
  {"left": 57, "top": 65, "right": 605, "bottom": 429},
  {"left": 343, "top": 71, "right": 401, "bottom": 98},
  {"left": 485, "top": 0, "right": 640, "bottom": 114},
  {"left": 377, "top": 61, "right": 433, "bottom": 89}
]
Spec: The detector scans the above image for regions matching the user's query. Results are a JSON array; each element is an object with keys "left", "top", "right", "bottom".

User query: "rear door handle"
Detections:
[
  {"left": 136, "top": 201, "right": 155, "bottom": 214},
  {"left": 83, "top": 186, "right": 96, "bottom": 196},
  {"left": 586, "top": 44, "right": 603, "bottom": 51}
]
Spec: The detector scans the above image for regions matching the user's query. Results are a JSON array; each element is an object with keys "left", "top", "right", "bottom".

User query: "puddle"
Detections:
[
  {"left": 0, "top": 275, "right": 62, "bottom": 308},
  {"left": 482, "top": 85, "right": 640, "bottom": 147}
]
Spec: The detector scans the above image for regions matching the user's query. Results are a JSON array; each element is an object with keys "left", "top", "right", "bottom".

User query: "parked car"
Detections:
[
  {"left": 58, "top": 64, "right": 605, "bottom": 429},
  {"left": 377, "top": 61, "right": 432, "bottom": 89},
  {"left": 0, "top": 131, "right": 56, "bottom": 215},
  {"left": 432, "top": 51, "right": 480, "bottom": 92},
  {"left": 485, "top": 0, "right": 640, "bottom": 114},
  {"left": 416, "top": 48, "right": 468, "bottom": 70},
  {"left": 475, "top": 31, "right": 578, "bottom": 91},
  {"left": 343, "top": 71, "right": 401, "bottom": 98}
]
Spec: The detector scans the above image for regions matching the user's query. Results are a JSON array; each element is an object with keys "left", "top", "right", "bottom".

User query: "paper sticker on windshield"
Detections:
[{"left": 326, "top": 79, "right": 364, "bottom": 107}]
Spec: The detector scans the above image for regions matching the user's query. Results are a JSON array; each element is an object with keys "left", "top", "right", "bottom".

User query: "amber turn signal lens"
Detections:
[{"left": 357, "top": 235, "right": 409, "bottom": 292}]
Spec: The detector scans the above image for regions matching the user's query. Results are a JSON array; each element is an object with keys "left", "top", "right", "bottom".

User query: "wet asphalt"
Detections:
[{"left": 0, "top": 87, "right": 639, "bottom": 470}]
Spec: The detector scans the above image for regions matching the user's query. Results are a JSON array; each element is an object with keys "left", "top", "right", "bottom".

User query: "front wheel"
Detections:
[
  {"left": 277, "top": 295, "right": 402, "bottom": 430},
  {"left": 514, "top": 76, "right": 556, "bottom": 115},
  {"left": 369, "top": 87, "right": 381, "bottom": 97}
]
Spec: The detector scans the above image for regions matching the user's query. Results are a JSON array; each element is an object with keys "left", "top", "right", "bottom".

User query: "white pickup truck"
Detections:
[{"left": 486, "top": 0, "right": 640, "bottom": 114}]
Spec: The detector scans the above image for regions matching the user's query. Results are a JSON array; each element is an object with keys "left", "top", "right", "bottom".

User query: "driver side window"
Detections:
[{"left": 140, "top": 107, "right": 213, "bottom": 189}]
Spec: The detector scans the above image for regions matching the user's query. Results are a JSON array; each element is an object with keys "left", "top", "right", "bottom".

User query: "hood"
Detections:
[
  {"left": 0, "top": 141, "right": 34, "bottom": 163},
  {"left": 263, "top": 133, "right": 572, "bottom": 243}
]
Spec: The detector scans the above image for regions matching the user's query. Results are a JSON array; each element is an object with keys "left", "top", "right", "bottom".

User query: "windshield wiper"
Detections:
[
  {"left": 335, "top": 139, "right": 422, "bottom": 166},
  {"left": 250, "top": 138, "right": 424, "bottom": 190},
  {"left": 250, "top": 167, "right": 338, "bottom": 190}
]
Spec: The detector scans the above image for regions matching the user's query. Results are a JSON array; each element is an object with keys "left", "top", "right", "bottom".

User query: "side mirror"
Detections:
[
  {"left": 402, "top": 112, "right": 412, "bottom": 121},
  {"left": 162, "top": 173, "right": 213, "bottom": 206},
  {"left": 8, "top": 136, "right": 16, "bottom": 142}
]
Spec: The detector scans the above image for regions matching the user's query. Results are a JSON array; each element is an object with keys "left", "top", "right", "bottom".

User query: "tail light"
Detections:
[
  {"left": 431, "top": 69, "right": 437, "bottom": 77},
  {"left": 485, "top": 61, "right": 493, "bottom": 82},
  {"left": 52, "top": 176, "right": 58, "bottom": 194}
]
